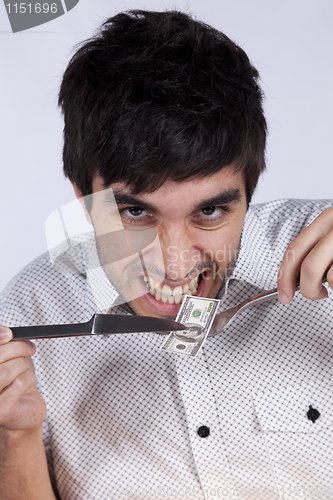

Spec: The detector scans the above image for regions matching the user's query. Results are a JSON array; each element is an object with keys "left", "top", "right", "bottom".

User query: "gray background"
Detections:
[{"left": 0, "top": 0, "right": 332, "bottom": 293}]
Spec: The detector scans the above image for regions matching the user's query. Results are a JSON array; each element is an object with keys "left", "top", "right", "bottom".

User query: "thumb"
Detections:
[{"left": 0, "top": 326, "right": 13, "bottom": 344}]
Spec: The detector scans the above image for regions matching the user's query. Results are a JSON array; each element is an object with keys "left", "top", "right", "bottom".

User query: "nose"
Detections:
[{"left": 159, "top": 222, "right": 199, "bottom": 281}]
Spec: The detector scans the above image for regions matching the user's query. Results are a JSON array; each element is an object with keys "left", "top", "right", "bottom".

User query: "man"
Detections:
[{"left": 0, "top": 10, "right": 333, "bottom": 500}]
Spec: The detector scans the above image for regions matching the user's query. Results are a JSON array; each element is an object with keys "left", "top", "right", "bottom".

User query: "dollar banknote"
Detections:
[{"left": 160, "top": 295, "right": 220, "bottom": 357}]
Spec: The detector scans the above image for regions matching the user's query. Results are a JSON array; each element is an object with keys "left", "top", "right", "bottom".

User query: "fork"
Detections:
[{"left": 208, "top": 273, "right": 328, "bottom": 337}]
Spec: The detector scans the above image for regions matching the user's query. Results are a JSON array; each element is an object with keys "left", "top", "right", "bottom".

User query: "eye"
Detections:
[
  {"left": 119, "top": 206, "right": 153, "bottom": 226},
  {"left": 124, "top": 207, "right": 147, "bottom": 218},
  {"left": 192, "top": 205, "right": 230, "bottom": 230},
  {"left": 200, "top": 206, "right": 223, "bottom": 217}
]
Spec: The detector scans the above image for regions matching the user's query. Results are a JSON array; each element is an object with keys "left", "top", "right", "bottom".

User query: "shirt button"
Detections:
[
  {"left": 307, "top": 405, "right": 320, "bottom": 423},
  {"left": 197, "top": 426, "right": 210, "bottom": 438}
]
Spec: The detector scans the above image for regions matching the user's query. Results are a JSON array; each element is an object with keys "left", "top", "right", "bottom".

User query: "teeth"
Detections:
[
  {"left": 162, "top": 285, "right": 172, "bottom": 296},
  {"left": 189, "top": 278, "right": 199, "bottom": 290},
  {"left": 144, "top": 274, "right": 201, "bottom": 303},
  {"left": 173, "top": 286, "right": 183, "bottom": 297}
]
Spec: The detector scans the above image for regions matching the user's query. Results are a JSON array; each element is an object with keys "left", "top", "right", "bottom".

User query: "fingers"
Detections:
[
  {"left": 0, "top": 338, "right": 36, "bottom": 364},
  {"left": 0, "top": 356, "right": 34, "bottom": 393},
  {"left": 0, "top": 326, "right": 13, "bottom": 344},
  {"left": 3, "top": 358, "right": 36, "bottom": 397},
  {"left": 0, "top": 355, "right": 37, "bottom": 426},
  {"left": 278, "top": 208, "right": 333, "bottom": 303},
  {"left": 0, "top": 329, "right": 43, "bottom": 432},
  {"left": 0, "top": 336, "right": 37, "bottom": 414},
  {"left": 297, "top": 235, "right": 333, "bottom": 300},
  {"left": 0, "top": 365, "right": 37, "bottom": 424}
]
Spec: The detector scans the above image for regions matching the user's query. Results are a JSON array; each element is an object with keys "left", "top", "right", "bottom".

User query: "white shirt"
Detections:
[{"left": 1, "top": 199, "right": 333, "bottom": 500}]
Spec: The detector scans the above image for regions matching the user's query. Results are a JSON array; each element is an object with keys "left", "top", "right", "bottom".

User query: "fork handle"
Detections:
[
  {"left": 209, "top": 270, "right": 329, "bottom": 337},
  {"left": 236, "top": 269, "right": 329, "bottom": 309}
]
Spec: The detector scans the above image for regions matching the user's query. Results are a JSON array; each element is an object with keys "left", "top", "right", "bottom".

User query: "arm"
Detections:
[
  {"left": 277, "top": 207, "right": 333, "bottom": 303},
  {"left": 0, "top": 327, "right": 57, "bottom": 500},
  {"left": 0, "top": 427, "right": 57, "bottom": 500}
]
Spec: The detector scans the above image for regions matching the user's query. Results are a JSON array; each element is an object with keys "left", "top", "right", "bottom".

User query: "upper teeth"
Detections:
[{"left": 143, "top": 276, "right": 199, "bottom": 304}]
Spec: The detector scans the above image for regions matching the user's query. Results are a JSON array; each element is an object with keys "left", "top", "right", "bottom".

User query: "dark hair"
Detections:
[{"left": 58, "top": 10, "right": 267, "bottom": 204}]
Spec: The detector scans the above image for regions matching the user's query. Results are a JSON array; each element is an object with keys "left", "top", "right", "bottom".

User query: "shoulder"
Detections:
[
  {"left": 245, "top": 198, "right": 333, "bottom": 258},
  {"left": 248, "top": 199, "right": 333, "bottom": 227},
  {"left": 0, "top": 252, "right": 87, "bottom": 327}
]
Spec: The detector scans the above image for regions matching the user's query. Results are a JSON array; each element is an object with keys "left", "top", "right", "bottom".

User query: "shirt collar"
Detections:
[{"left": 229, "top": 206, "right": 280, "bottom": 291}]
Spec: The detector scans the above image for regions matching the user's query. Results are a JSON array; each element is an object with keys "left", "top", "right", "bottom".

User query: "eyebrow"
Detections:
[
  {"left": 108, "top": 187, "right": 242, "bottom": 213},
  {"left": 106, "top": 191, "right": 157, "bottom": 212},
  {"left": 195, "top": 189, "right": 242, "bottom": 210}
]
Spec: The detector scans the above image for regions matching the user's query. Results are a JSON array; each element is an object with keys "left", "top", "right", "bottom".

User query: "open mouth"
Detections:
[{"left": 142, "top": 273, "right": 203, "bottom": 304}]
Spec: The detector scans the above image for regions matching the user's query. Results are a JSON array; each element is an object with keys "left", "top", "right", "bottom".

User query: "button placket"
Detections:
[{"left": 175, "top": 350, "right": 234, "bottom": 498}]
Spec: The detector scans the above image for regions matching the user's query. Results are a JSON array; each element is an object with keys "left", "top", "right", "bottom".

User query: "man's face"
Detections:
[{"left": 87, "top": 168, "right": 247, "bottom": 319}]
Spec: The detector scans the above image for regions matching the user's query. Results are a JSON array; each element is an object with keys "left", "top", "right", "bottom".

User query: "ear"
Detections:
[{"left": 72, "top": 183, "right": 93, "bottom": 225}]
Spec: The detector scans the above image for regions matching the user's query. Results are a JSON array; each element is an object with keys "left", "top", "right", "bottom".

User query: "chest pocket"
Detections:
[{"left": 252, "top": 382, "right": 333, "bottom": 433}]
